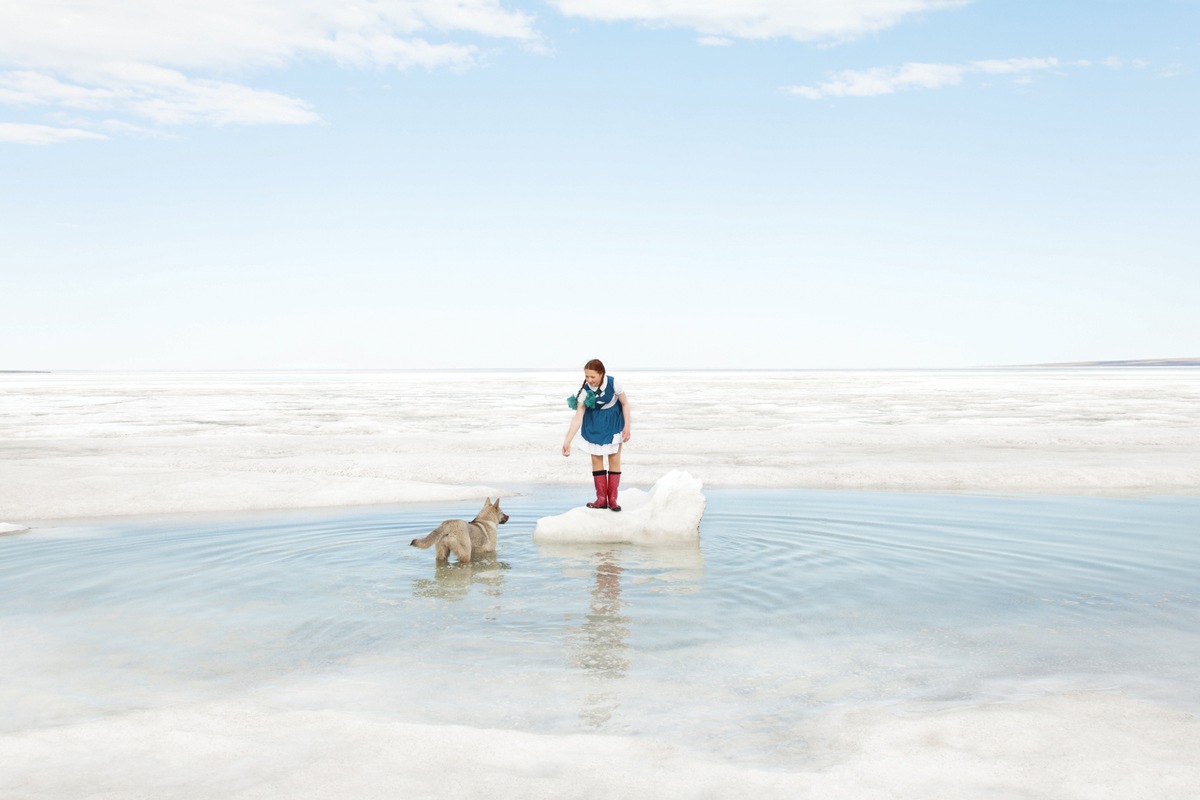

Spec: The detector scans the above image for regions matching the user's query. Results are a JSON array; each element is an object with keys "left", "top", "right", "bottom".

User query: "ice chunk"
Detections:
[
  {"left": 0, "top": 523, "right": 30, "bottom": 535},
  {"left": 533, "top": 470, "right": 705, "bottom": 544}
]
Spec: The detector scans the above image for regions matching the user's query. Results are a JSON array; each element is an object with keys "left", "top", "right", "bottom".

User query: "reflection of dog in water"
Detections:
[
  {"left": 411, "top": 557, "right": 509, "bottom": 601},
  {"left": 410, "top": 498, "right": 509, "bottom": 563}
]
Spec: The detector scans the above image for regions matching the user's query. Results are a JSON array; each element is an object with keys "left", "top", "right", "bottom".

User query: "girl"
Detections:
[{"left": 561, "top": 359, "right": 632, "bottom": 511}]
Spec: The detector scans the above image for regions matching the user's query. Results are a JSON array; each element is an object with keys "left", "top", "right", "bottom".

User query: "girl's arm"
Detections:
[
  {"left": 562, "top": 406, "right": 585, "bottom": 456},
  {"left": 618, "top": 392, "right": 631, "bottom": 442}
]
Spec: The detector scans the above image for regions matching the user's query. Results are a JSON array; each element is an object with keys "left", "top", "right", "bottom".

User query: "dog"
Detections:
[{"left": 410, "top": 497, "right": 509, "bottom": 563}]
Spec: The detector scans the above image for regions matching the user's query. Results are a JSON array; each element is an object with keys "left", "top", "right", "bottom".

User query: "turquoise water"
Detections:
[{"left": 2, "top": 488, "right": 1198, "bottom": 770}]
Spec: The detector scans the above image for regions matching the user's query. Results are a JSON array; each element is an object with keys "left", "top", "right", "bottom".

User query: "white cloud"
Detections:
[
  {"left": 0, "top": 122, "right": 108, "bottom": 144},
  {"left": 0, "top": 65, "right": 318, "bottom": 127},
  {"left": 787, "top": 61, "right": 967, "bottom": 98},
  {"left": 128, "top": 76, "right": 320, "bottom": 126},
  {"left": 972, "top": 57, "right": 1059, "bottom": 75},
  {"left": 0, "top": 71, "right": 119, "bottom": 108},
  {"left": 787, "top": 56, "right": 1072, "bottom": 98},
  {"left": 0, "top": 0, "right": 539, "bottom": 141},
  {"left": 1099, "top": 57, "right": 1149, "bottom": 70},
  {"left": 1, "top": 1, "right": 538, "bottom": 72},
  {"left": 94, "top": 118, "right": 174, "bottom": 138},
  {"left": 547, "top": 0, "right": 968, "bottom": 42}
]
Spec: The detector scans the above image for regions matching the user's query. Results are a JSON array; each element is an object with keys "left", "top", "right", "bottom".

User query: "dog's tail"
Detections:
[{"left": 410, "top": 526, "right": 446, "bottom": 549}]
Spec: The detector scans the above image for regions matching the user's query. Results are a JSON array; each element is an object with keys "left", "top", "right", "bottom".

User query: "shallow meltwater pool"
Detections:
[{"left": 2, "top": 488, "right": 1199, "bottom": 797}]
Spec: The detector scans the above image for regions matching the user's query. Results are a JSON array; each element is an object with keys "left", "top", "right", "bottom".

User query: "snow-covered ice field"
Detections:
[
  {"left": 2, "top": 368, "right": 1198, "bottom": 523},
  {"left": 2, "top": 368, "right": 1198, "bottom": 799}
]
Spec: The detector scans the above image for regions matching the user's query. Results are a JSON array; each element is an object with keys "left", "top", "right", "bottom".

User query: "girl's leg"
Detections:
[
  {"left": 587, "top": 453, "right": 609, "bottom": 508},
  {"left": 606, "top": 447, "right": 623, "bottom": 512}
]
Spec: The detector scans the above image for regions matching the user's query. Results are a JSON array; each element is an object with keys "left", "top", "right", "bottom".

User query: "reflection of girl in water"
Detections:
[
  {"left": 569, "top": 553, "right": 631, "bottom": 727},
  {"left": 582, "top": 561, "right": 628, "bottom": 677},
  {"left": 573, "top": 556, "right": 629, "bottom": 679}
]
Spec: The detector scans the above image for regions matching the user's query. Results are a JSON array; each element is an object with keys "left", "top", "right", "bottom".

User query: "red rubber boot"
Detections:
[
  {"left": 586, "top": 470, "right": 609, "bottom": 508},
  {"left": 607, "top": 471, "right": 622, "bottom": 512}
]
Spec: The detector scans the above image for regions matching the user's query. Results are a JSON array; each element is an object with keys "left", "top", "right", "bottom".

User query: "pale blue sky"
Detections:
[{"left": 2, "top": 1, "right": 1196, "bottom": 370}]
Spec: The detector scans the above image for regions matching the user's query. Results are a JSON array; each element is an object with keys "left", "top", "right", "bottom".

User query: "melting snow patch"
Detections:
[{"left": 533, "top": 470, "right": 705, "bottom": 544}]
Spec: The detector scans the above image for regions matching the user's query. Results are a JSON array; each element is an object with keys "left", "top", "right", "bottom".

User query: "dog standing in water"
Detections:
[{"left": 410, "top": 498, "right": 509, "bottom": 563}]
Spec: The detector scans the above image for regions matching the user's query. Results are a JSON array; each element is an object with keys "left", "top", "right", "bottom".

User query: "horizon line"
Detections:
[{"left": 5, "top": 358, "right": 1199, "bottom": 375}]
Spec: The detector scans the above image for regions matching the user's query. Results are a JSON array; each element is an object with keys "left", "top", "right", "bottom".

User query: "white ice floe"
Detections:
[
  {"left": 533, "top": 470, "right": 705, "bottom": 544},
  {"left": 0, "top": 523, "right": 30, "bottom": 535}
]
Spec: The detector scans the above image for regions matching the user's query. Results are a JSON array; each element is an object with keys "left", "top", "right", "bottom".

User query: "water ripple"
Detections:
[{"left": 1, "top": 488, "right": 1198, "bottom": 754}]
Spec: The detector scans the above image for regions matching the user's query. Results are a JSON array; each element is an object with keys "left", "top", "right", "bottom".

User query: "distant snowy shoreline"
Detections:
[
  {"left": 2, "top": 369, "right": 1198, "bottom": 523},
  {"left": 1025, "top": 358, "right": 1200, "bottom": 367},
  {"left": 6, "top": 360, "right": 1199, "bottom": 373}
]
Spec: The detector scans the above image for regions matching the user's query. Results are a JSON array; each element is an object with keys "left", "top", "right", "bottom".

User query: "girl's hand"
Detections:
[
  {"left": 622, "top": 428, "right": 631, "bottom": 443},
  {"left": 562, "top": 443, "right": 571, "bottom": 457}
]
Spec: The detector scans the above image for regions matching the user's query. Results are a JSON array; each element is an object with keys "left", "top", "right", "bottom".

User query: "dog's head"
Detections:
[{"left": 481, "top": 497, "right": 509, "bottom": 525}]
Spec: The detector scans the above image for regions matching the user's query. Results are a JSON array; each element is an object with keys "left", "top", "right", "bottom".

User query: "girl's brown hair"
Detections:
[{"left": 575, "top": 359, "right": 607, "bottom": 405}]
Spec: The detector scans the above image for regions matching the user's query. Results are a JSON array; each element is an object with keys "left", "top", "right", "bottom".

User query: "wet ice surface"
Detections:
[
  {"left": 1, "top": 488, "right": 1198, "bottom": 798},
  {"left": 2, "top": 368, "right": 1199, "bottom": 522}
]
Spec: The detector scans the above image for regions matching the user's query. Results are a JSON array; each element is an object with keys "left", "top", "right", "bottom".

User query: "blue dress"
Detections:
[{"left": 576, "top": 376, "right": 625, "bottom": 455}]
